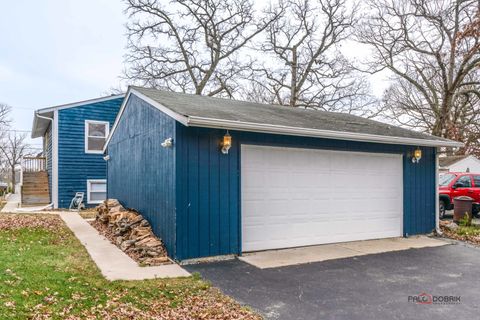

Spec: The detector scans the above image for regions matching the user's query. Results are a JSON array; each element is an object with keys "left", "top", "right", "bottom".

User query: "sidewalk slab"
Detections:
[
  {"left": 1, "top": 193, "right": 20, "bottom": 213},
  {"left": 239, "top": 236, "right": 449, "bottom": 269},
  {"left": 59, "top": 212, "right": 190, "bottom": 281}
]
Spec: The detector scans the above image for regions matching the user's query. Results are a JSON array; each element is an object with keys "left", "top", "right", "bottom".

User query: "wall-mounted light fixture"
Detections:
[
  {"left": 412, "top": 147, "right": 422, "bottom": 163},
  {"left": 161, "top": 138, "right": 173, "bottom": 148},
  {"left": 221, "top": 131, "right": 232, "bottom": 154},
  {"left": 103, "top": 155, "right": 110, "bottom": 161}
]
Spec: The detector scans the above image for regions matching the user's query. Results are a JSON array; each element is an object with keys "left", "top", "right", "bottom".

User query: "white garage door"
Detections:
[{"left": 241, "top": 145, "right": 403, "bottom": 252}]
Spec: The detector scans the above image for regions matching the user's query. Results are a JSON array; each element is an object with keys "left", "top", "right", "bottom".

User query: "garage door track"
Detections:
[{"left": 186, "top": 244, "right": 480, "bottom": 320}]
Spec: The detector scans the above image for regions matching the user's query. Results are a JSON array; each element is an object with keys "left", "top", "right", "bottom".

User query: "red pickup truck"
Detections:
[{"left": 439, "top": 172, "right": 480, "bottom": 218}]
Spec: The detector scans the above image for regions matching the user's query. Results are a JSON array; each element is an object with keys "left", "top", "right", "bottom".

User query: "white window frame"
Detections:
[
  {"left": 85, "top": 120, "right": 109, "bottom": 154},
  {"left": 87, "top": 179, "right": 107, "bottom": 204}
]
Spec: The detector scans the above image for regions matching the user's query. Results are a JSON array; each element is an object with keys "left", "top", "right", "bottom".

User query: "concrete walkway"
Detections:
[
  {"left": 1, "top": 193, "right": 21, "bottom": 213},
  {"left": 240, "top": 236, "right": 449, "bottom": 269},
  {"left": 59, "top": 212, "right": 190, "bottom": 281}
]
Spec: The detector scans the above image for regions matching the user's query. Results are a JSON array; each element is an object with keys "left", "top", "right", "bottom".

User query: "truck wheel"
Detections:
[
  {"left": 473, "top": 206, "right": 480, "bottom": 218},
  {"left": 439, "top": 200, "right": 446, "bottom": 219}
]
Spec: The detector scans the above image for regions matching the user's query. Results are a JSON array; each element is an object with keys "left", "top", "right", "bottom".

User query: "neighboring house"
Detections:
[
  {"left": 104, "top": 86, "right": 461, "bottom": 261},
  {"left": 439, "top": 155, "right": 480, "bottom": 173},
  {"left": 31, "top": 94, "right": 124, "bottom": 208}
]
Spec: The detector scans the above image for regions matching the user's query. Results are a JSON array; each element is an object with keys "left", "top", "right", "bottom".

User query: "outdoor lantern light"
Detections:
[
  {"left": 221, "top": 131, "right": 232, "bottom": 154},
  {"left": 412, "top": 147, "right": 422, "bottom": 163},
  {"left": 161, "top": 138, "right": 173, "bottom": 148}
]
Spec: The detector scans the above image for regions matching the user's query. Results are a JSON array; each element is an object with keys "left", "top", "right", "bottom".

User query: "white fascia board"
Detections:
[
  {"left": 36, "top": 94, "right": 125, "bottom": 114},
  {"left": 103, "top": 88, "right": 188, "bottom": 152},
  {"left": 186, "top": 116, "right": 464, "bottom": 148},
  {"left": 32, "top": 94, "right": 124, "bottom": 139}
]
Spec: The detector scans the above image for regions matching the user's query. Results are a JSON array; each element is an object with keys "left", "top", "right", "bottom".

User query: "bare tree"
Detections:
[
  {"left": 124, "top": 0, "right": 282, "bottom": 97},
  {"left": 0, "top": 103, "right": 12, "bottom": 134},
  {"left": 0, "top": 133, "right": 29, "bottom": 189},
  {"left": 247, "top": 0, "right": 377, "bottom": 116},
  {"left": 356, "top": 0, "right": 480, "bottom": 153}
]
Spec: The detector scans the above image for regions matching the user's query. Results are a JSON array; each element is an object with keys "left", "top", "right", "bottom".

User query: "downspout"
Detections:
[
  {"left": 35, "top": 112, "right": 55, "bottom": 209},
  {"left": 435, "top": 147, "right": 442, "bottom": 235}
]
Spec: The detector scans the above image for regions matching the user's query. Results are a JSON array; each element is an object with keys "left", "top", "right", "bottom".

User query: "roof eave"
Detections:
[
  {"left": 35, "top": 94, "right": 125, "bottom": 114},
  {"left": 31, "top": 111, "right": 54, "bottom": 139},
  {"left": 187, "top": 116, "right": 464, "bottom": 148},
  {"left": 103, "top": 88, "right": 463, "bottom": 152}
]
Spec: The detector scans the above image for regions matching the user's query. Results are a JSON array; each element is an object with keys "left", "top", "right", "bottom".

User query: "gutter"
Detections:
[
  {"left": 187, "top": 116, "right": 464, "bottom": 148},
  {"left": 35, "top": 111, "right": 53, "bottom": 124}
]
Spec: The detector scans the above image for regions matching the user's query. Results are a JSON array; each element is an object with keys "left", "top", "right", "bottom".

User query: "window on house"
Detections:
[
  {"left": 87, "top": 180, "right": 107, "bottom": 204},
  {"left": 85, "top": 120, "right": 109, "bottom": 153}
]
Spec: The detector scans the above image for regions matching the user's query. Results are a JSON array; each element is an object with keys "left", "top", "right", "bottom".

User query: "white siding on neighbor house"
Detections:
[{"left": 447, "top": 156, "right": 480, "bottom": 173}]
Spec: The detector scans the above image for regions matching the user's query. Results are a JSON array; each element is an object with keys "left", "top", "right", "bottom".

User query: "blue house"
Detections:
[
  {"left": 31, "top": 94, "right": 124, "bottom": 208},
  {"left": 105, "top": 86, "right": 461, "bottom": 261}
]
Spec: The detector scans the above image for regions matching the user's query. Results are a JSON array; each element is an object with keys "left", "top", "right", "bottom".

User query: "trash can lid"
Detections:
[{"left": 454, "top": 196, "right": 474, "bottom": 201}]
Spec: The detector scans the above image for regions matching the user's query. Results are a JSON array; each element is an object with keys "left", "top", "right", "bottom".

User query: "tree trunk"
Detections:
[
  {"left": 290, "top": 46, "right": 298, "bottom": 107},
  {"left": 11, "top": 165, "right": 15, "bottom": 193}
]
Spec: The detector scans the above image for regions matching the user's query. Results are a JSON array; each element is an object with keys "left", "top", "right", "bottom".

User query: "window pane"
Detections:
[
  {"left": 439, "top": 173, "right": 456, "bottom": 186},
  {"left": 88, "top": 137, "right": 105, "bottom": 151},
  {"left": 457, "top": 175, "right": 472, "bottom": 187},
  {"left": 88, "top": 123, "right": 107, "bottom": 137},
  {"left": 474, "top": 176, "right": 480, "bottom": 186},
  {"left": 91, "top": 182, "right": 106, "bottom": 192},
  {"left": 90, "top": 192, "right": 106, "bottom": 202}
]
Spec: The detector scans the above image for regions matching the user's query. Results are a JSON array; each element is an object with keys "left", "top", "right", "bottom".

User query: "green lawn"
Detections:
[{"left": 0, "top": 214, "right": 259, "bottom": 319}]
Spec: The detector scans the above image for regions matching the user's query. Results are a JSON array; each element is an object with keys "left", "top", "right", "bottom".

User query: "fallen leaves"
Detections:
[
  {"left": 0, "top": 214, "right": 63, "bottom": 231},
  {"left": 0, "top": 214, "right": 261, "bottom": 320},
  {"left": 440, "top": 220, "right": 480, "bottom": 245},
  {"left": 74, "top": 287, "right": 261, "bottom": 320}
]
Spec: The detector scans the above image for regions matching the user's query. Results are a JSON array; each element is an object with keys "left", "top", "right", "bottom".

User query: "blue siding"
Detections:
[
  {"left": 175, "top": 127, "right": 436, "bottom": 260},
  {"left": 57, "top": 98, "right": 123, "bottom": 207},
  {"left": 107, "top": 95, "right": 177, "bottom": 257},
  {"left": 105, "top": 97, "right": 437, "bottom": 261}
]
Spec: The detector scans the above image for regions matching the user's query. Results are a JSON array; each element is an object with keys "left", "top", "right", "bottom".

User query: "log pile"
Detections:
[{"left": 93, "top": 199, "right": 169, "bottom": 266}]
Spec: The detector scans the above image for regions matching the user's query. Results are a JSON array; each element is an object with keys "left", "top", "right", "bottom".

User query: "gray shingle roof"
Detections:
[
  {"left": 439, "top": 155, "right": 470, "bottom": 167},
  {"left": 127, "top": 86, "right": 461, "bottom": 147}
]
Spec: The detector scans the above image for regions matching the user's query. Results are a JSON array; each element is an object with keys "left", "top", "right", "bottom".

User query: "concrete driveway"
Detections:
[{"left": 186, "top": 244, "right": 480, "bottom": 320}]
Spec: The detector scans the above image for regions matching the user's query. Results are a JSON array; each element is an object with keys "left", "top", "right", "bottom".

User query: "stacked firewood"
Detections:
[{"left": 95, "top": 199, "right": 169, "bottom": 266}]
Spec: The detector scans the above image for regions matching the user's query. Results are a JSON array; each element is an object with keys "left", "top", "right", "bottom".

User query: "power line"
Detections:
[
  {"left": 5, "top": 129, "right": 31, "bottom": 133},
  {"left": 12, "top": 107, "right": 35, "bottom": 111}
]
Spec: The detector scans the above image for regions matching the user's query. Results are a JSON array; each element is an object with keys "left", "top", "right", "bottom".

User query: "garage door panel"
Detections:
[{"left": 241, "top": 145, "right": 403, "bottom": 252}]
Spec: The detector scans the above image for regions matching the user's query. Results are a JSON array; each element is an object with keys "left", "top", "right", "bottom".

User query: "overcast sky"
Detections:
[
  {"left": 0, "top": 1, "right": 388, "bottom": 152},
  {"left": 0, "top": 0, "right": 126, "bottom": 151}
]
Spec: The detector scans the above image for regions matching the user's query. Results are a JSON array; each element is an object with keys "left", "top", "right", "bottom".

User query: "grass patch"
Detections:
[
  {"left": 78, "top": 209, "right": 97, "bottom": 220},
  {"left": 456, "top": 225, "right": 480, "bottom": 237},
  {"left": 0, "top": 214, "right": 260, "bottom": 319}
]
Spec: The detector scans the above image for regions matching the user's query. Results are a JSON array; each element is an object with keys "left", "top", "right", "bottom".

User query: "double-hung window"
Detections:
[{"left": 85, "top": 120, "right": 109, "bottom": 154}]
